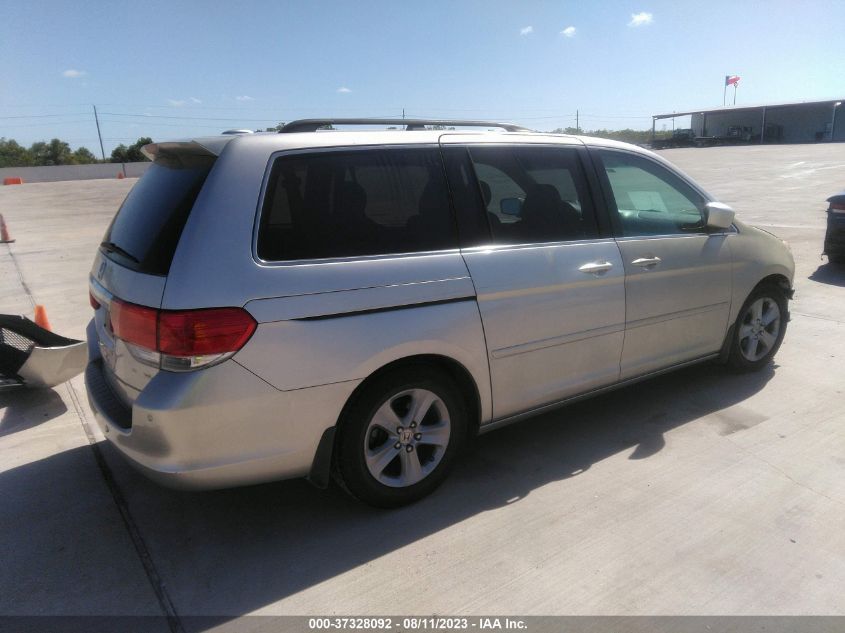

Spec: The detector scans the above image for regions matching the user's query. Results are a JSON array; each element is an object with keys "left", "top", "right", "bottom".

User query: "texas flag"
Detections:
[{"left": 725, "top": 75, "right": 741, "bottom": 86}]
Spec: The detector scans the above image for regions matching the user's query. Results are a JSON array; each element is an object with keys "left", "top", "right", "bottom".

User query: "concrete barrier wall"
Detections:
[{"left": 0, "top": 162, "right": 151, "bottom": 184}]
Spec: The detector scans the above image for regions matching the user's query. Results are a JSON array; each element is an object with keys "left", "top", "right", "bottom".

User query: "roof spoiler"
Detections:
[
  {"left": 279, "top": 118, "right": 532, "bottom": 133},
  {"left": 141, "top": 140, "right": 227, "bottom": 161}
]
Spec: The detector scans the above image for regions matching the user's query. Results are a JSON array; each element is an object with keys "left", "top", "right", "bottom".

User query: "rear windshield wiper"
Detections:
[{"left": 100, "top": 241, "right": 140, "bottom": 264}]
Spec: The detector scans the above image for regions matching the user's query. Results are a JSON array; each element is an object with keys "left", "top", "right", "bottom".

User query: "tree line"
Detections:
[
  {"left": 0, "top": 137, "right": 153, "bottom": 167},
  {"left": 550, "top": 127, "right": 669, "bottom": 144},
  {"left": 1, "top": 128, "right": 671, "bottom": 168}
]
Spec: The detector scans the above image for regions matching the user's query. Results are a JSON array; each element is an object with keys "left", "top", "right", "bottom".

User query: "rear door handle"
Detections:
[
  {"left": 578, "top": 261, "right": 614, "bottom": 275},
  {"left": 631, "top": 256, "right": 662, "bottom": 268}
]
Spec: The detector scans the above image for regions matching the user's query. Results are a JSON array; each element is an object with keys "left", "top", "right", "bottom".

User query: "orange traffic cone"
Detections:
[
  {"left": 34, "top": 305, "right": 52, "bottom": 331},
  {"left": 0, "top": 214, "right": 14, "bottom": 243},
  {"left": 117, "top": 172, "right": 125, "bottom": 179}
]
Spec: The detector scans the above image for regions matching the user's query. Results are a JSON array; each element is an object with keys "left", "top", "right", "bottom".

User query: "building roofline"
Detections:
[{"left": 653, "top": 98, "right": 845, "bottom": 120}]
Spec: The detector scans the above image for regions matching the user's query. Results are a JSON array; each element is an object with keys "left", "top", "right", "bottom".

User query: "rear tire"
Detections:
[
  {"left": 727, "top": 284, "right": 788, "bottom": 372},
  {"left": 827, "top": 253, "right": 845, "bottom": 264},
  {"left": 334, "top": 366, "right": 467, "bottom": 508}
]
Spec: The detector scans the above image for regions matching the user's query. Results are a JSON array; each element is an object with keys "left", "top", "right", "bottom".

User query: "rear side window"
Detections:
[
  {"left": 257, "top": 147, "right": 458, "bottom": 261},
  {"left": 102, "top": 151, "right": 215, "bottom": 275},
  {"left": 468, "top": 145, "right": 599, "bottom": 245}
]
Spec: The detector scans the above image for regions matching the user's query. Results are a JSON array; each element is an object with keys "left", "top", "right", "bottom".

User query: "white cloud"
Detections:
[
  {"left": 560, "top": 26, "right": 576, "bottom": 37},
  {"left": 337, "top": 87, "right": 352, "bottom": 93},
  {"left": 628, "top": 12, "right": 653, "bottom": 27},
  {"left": 520, "top": 25, "right": 533, "bottom": 35},
  {"left": 190, "top": 97, "right": 202, "bottom": 104},
  {"left": 235, "top": 95, "right": 254, "bottom": 101},
  {"left": 62, "top": 69, "right": 85, "bottom": 78},
  {"left": 168, "top": 99, "right": 186, "bottom": 107}
]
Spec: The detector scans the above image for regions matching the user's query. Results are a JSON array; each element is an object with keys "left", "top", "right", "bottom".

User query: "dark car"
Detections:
[{"left": 824, "top": 191, "right": 845, "bottom": 264}]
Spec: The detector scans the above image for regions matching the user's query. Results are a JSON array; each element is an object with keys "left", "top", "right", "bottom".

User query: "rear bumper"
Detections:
[
  {"left": 84, "top": 348, "right": 359, "bottom": 490},
  {"left": 0, "top": 314, "right": 87, "bottom": 391}
]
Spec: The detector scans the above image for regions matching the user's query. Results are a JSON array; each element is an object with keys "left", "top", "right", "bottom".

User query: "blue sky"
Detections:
[{"left": 2, "top": 0, "right": 843, "bottom": 154}]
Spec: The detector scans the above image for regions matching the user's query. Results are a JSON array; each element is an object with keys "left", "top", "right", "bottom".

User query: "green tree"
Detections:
[
  {"left": 110, "top": 144, "right": 129, "bottom": 163},
  {"left": 0, "top": 137, "right": 106, "bottom": 166},
  {"left": 29, "top": 138, "right": 75, "bottom": 165},
  {"left": 0, "top": 138, "right": 33, "bottom": 167},
  {"left": 72, "top": 147, "right": 98, "bottom": 164},
  {"left": 110, "top": 137, "right": 153, "bottom": 163},
  {"left": 547, "top": 127, "right": 667, "bottom": 145}
]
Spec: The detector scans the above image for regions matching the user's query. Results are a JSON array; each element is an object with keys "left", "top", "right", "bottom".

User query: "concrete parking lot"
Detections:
[{"left": 1, "top": 144, "right": 843, "bottom": 627}]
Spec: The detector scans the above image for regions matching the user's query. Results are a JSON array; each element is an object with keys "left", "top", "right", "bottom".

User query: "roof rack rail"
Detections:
[{"left": 279, "top": 118, "right": 532, "bottom": 133}]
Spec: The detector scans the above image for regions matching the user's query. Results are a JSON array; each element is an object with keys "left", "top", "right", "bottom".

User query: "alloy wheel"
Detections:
[
  {"left": 738, "top": 297, "right": 781, "bottom": 362},
  {"left": 363, "top": 388, "right": 451, "bottom": 488}
]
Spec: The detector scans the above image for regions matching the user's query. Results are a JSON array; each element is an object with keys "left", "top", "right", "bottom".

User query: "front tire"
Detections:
[
  {"left": 334, "top": 366, "right": 467, "bottom": 508},
  {"left": 727, "top": 284, "right": 788, "bottom": 372}
]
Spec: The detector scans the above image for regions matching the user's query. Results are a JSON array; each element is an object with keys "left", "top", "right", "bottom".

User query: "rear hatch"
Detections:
[{"left": 89, "top": 142, "right": 218, "bottom": 406}]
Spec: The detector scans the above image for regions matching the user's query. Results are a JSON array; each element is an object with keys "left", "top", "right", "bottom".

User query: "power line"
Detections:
[
  {"left": 98, "top": 117, "right": 270, "bottom": 129},
  {"left": 0, "top": 118, "right": 94, "bottom": 128},
  {"left": 1, "top": 102, "right": 660, "bottom": 117},
  {"left": 99, "top": 111, "right": 283, "bottom": 122},
  {"left": 101, "top": 110, "right": 414, "bottom": 122},
  {"left": 579, "top": 113, "right": 653, "bottom": 119},
  {"left": 0, "top": 112, "right": 90, "bottom": 120}
]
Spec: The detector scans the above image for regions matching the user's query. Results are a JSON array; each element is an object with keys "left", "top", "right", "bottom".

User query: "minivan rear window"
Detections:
[
  {"left": 257, "top": 147, "right": 458, "bottom": 261},
  {"left": 101, "top": 151, "right": 215, "bottom": 275}
]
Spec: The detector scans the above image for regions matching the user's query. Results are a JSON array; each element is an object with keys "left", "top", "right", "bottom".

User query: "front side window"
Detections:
[
  {"left": 257, "top": 148, "right": 457, "bottom": 261},
  {"left": 468, "top": 145, "right": 598, "bottom": 245},
  {"left": 597, "top": 150, "right": 706, "bottom": 237}
]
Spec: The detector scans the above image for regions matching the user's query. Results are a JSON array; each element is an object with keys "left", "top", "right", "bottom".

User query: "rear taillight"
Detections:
[
  {"left": 110, "top": 299, "right": 157, "bottom": 350},
  {"left": 89, "top": 291, "right": 101, "bottom": 310},
  {"left": 829, "top": 202, "right": 845, "bottom": 213},
  {"left": 108, "top": 299, "right": 256, "bottom": 371},
  {"left": 159, "top": 308, "right": 257, "bottom": 356}
]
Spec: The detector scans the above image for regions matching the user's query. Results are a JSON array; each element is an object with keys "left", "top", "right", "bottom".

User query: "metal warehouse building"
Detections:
[{"left": 653, "top": 98, "right": 844, "bottom": 144}]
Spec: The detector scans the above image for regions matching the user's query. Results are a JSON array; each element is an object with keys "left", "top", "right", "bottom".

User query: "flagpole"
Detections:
[
  {"left": 723, "top": 76, "right": 727, "bottom": 106},
  {"left": 733, "top": 83, "right": 737, "bottom": 105}
]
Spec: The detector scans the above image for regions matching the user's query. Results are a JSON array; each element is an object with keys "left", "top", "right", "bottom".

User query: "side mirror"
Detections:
[
  {"left": 705, "top": 202, "right": 735, "bottom": 230},
  {"left": 500, "top": 197, "right": 523, "bottom": 216}
]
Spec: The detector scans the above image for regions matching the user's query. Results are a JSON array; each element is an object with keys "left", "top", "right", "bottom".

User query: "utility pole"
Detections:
[
  {"left": 92, "top": 105, "right": 106, "bottom": 162},
  {"left": 402, "top": 108, "right": 405, "bottom": 120},
  {"left": 576, "top": 109, "right": 579, "bottom": 132}
]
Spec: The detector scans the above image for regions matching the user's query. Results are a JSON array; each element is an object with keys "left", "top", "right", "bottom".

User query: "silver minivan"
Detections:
[{"left": 85, "top": 119, "right": 794, "bottom": 507}]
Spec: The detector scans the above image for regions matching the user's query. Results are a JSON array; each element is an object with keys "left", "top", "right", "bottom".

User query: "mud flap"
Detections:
[
  {"left": 307, "top": 426, "right": 336, "bottom": 489},
  {"left": 0, "top": 315, "right": 88, "bottom": 391}
]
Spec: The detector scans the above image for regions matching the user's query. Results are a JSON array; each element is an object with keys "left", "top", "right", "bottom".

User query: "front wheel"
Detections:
[
  {"left": 727, "top": 285, "right": 788, "bottom": 371},
  {"left": 334, "top": 366, "right": 467, "bottom": 507}
]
